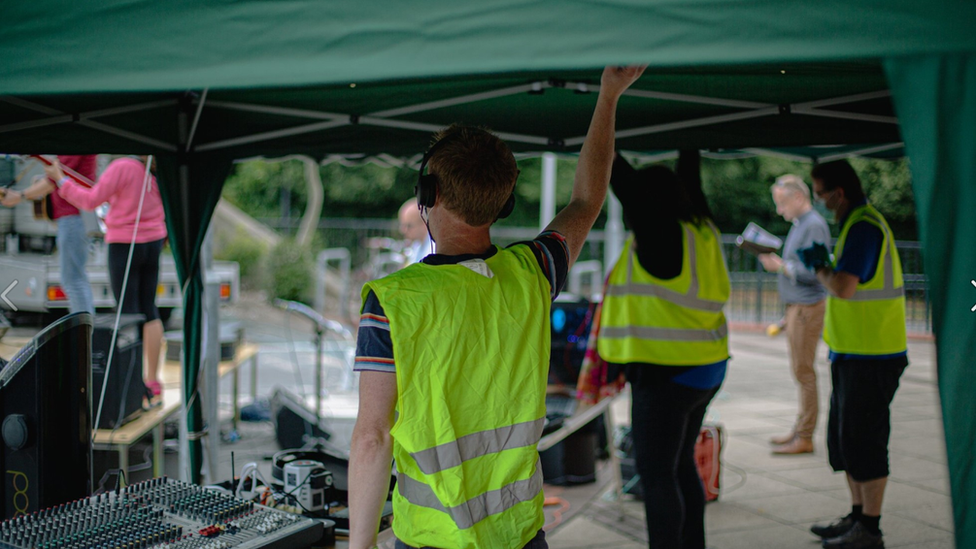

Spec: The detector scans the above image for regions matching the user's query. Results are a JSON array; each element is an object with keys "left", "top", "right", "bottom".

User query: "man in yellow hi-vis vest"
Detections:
[
  {"left": 803, "top": 160, "right": 908, "bottom": 549},
  {"left": 348, "top": 66, "right": 645, "bottom": 549}
]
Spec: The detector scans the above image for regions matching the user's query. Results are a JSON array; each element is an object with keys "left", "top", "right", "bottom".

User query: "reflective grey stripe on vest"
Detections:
[
  {"left": 397, "top": 459, "right": 543, "bottom": 530},
  {"left": 600, "top": 323, "right": 729, "bottom": 342},
  {"left": 847, "top": 209, "right": 904, "bottom": 302},
  {"left": 609, "top": 225, "right": 725, "bottom": 313},
  {"left": 409, "top": 418, "right": 545, "bottom": 475},
  {"left": 603, "top": 284, "right": 726, "bottom": 312},
  {"left": 847, "top": 286, "right": 905, "bottom": 301}
]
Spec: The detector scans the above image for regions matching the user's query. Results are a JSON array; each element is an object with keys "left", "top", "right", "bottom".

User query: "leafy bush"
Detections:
[
  {"left": 265, "top": 239, "right": 313, "bottom": 304},
  {"left": 215, "top": 229, "right": 267, "bottom": 290}
]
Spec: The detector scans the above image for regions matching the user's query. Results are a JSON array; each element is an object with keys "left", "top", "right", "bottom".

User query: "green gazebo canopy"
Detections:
[{"left": 1, "top": 1, "right": 974, "bottom": 545}]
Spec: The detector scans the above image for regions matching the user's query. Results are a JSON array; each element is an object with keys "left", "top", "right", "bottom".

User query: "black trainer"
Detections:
[
  {"left": 822, "top": 522, "right": 884, "bottom": 549},
  {"left": 811, "top": 514, "right": 857, "bottom": 539}
]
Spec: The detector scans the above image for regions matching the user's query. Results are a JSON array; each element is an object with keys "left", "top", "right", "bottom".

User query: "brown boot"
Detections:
[
  {"left": 769, "top": 431, "right": 796, "bottom": 445},
  {"left": 772, "top": 436, "right": 814, "bottom": 455}
]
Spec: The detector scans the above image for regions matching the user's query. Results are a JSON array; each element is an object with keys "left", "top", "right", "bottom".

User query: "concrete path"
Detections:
[{"left": 545, "top": 331, "right": 951, "bottom": 549}]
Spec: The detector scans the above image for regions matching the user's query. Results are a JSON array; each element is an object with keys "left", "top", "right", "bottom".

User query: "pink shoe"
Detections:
[{"left": 145, "top": 380, "right": 162, "bottom": 396}]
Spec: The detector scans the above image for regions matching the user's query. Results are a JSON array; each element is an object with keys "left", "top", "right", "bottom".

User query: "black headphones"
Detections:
[{"left": 415, "top": 132, "right": 516, "bottom": 220}]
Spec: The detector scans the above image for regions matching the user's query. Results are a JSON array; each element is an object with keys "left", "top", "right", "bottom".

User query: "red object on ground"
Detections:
[{"left": 695, "top": 424, "right": 722, "bottom": 502}]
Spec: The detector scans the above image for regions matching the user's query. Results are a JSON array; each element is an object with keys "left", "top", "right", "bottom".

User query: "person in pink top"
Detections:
[{"left": 45, "top": 156, "right": 168, "bottom": 396}]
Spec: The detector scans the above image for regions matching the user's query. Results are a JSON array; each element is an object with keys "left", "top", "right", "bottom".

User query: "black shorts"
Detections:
[
  {"left": 827, "top": 355, "right": 908, "bottom": 482},
  {"left": 108, "top": 239, "right": 165, "bottom": 322}
]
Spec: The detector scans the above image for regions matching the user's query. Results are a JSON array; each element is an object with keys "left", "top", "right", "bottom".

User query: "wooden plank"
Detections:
[
  {"left": 159, "top": 342, "right": 257, "bottom": 388},
  {"left": 0, "top": 336, "right": 30, "bottom": 361},
  {"left": 96, "top": 343, "right": 258, "bottom": 445},
  {"left": 93, "top": 388, "right": 180, "bottom": 446}
]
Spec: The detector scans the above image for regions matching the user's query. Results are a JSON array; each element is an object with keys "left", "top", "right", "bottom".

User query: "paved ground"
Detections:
[
  {"left": 204, "top": 319, "right": 950, "bottom": 548},
  {"left": 544, "top": 331, "right": 951, "bottom": 549}
]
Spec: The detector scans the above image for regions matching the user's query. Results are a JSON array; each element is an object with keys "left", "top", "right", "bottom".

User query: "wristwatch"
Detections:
[{"left": 56, "top": 176, "right": 71, "bottom": 188}]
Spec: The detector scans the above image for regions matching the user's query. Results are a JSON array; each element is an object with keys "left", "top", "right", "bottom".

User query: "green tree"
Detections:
[
  {"left": 221, "top": 155, "right": 916, "bottom": 240},
  {"left": 222, "top": 159, "right": 308, "bottom": 221},
  {"left": 699, "top": 156, "right": 809, "bottom": 237},
  {"left": 848, "top": 158, "right": 916, "bottom": 240},
  {"left": 265, "top": 239, "right": 314, "bottom": 304}
]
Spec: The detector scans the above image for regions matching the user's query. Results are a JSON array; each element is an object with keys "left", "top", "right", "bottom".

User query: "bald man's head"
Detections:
[{"left": 399, "top": 199, "right": 427, "bottom": 242}]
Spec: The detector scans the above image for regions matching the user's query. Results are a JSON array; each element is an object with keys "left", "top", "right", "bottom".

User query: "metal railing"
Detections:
[
  {"left": 721, "top": 235, "right": 931, "bottom": 333},
  {"left": 263, "top": 218, "right": 932, "bottom": 333}
]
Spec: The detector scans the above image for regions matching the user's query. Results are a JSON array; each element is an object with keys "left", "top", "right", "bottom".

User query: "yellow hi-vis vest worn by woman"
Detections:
[
  {"left": 364, "top": 244, "right": 550, "bottom": 549},
  {"left": 599, "top": 221, "right": 730, "bottom": 366},
  {"left": 823, "top": 204, "right": 907, "bottom": 355}
]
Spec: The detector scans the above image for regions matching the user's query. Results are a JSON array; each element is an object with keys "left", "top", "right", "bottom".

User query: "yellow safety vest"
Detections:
[
  {"left": 823, "top": 204, "right": 907, "bottom": 356},
  {"left": 598, "top": 221, "right": 730, "bottom": 366},
  {"left": 364, "top": 245, "right": 549, "bottom": 549}
]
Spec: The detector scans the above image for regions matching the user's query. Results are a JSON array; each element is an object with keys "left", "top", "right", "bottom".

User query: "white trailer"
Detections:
[{"left": 0, "top": 156, "right": 239, "bottom": 319}]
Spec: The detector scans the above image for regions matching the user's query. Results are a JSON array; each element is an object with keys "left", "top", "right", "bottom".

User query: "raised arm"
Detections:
[{"left": 545, "top": 65, "right": 645, "bottom": 268}]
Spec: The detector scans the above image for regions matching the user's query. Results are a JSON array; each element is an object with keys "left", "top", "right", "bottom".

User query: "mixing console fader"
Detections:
[{"left": 0, "top": 478, "right": 323, "bottom": 549}]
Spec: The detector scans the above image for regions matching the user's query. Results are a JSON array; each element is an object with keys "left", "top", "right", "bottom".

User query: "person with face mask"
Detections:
[
  {"left": 805, "top": 160, "right": 908, "bottom": 549},
  {"left": 759, "top": 175, "right": 830, "bottom": 455}
]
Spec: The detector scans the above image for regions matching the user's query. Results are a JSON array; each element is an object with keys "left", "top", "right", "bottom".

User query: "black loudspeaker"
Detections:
[
  {"left": 0, "top": 312, "right": 93, "bottom": 519},
  {"left": 270, "top": 387, "right": 333, "bottom": 450},
  {"left": 91, "top": 314, "right": 146, "bottom": 429},
  {"left": 539, "top": 418, "right": 599, "bottom": 486}
]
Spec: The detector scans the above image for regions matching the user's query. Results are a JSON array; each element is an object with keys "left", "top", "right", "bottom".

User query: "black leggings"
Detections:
[
  {"left": 627, "top": 365, "right": 721, "bottom": 549},
  {"left": 108, "top": 239, "right": 165, "bottom": 322}
]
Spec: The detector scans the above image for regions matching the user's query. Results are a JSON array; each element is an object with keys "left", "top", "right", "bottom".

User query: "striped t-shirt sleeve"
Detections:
[
  {"left": 353, "top": 290, "right": 396, "bottom": 373},
  {"left": 509, "top": 230, "right": 571, "bottom": 301}
]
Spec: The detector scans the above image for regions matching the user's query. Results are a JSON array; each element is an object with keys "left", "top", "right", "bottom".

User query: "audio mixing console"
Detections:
[{"left": 0, "top": 478, "right": 323, "bottom": 549}]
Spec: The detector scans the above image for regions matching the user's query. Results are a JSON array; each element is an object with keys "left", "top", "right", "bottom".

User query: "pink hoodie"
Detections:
[{"left": 58, "top": 157, "right": 168, "bottom": 244}]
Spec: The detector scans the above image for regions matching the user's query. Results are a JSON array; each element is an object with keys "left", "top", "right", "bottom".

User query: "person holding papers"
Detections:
[{"left": 759, "top": 174, "right": 830, "bottom": 455}]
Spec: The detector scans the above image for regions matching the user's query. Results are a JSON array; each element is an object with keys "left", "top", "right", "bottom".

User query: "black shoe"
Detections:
[
  {"left": 811, "top": 514, "right": 857, "bottom": 539},
  {"left": 822, "top": 522, "right": 884, "bottom": 549}
]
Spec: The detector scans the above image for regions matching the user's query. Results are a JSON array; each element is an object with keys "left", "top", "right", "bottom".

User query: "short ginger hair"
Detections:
[{"left": 427, "top": 125, "right": 518, "bottom": 226}]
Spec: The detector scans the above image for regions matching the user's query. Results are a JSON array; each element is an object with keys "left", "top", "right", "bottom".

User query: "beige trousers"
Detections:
[{"left": 785, "top": 300, "right": 826, "bottom": 440}]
